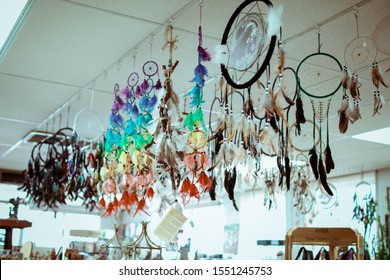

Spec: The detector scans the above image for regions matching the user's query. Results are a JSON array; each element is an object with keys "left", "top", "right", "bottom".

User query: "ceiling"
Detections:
[{"left": 0, "top": 0, "right": 389, "bottom": 180}]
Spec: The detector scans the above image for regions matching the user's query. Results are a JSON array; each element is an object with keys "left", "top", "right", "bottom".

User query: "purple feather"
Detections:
[
  {"left": 155, "top": 79, "right": 162, "bottom": 90},
  {"left": 135, "top": 85, "right": 143, "bottom": 98},
  {"left": 198, "top": 25, "right": 211, "bottom": 62},
  {"left": 114, "top": 95, "right": 125, "bottom": 109},
  {"left": 112, "top": 102, "right": 120, "bottom": 113},
  {"left": 124, "top": 101, "right": 132, "bottom": 114},
  {"left": 110, "top": 113, "right": 123, "bottom": 128},
  {"left": 131, "top": 104, "right": 139, "bottom": 119},
  {"left": 198, "top": 26, "right": 203, "bottom": 46},
  {"left": 141, "top": 79, "right": 149, "bottom": 93},
  {"left": 121, "top": 86, "right": 130, "bottom": 98},
  {"left": 198, "top": 46, "right": 211, "bottom": 62},
  {"left": 191, "top": 64, "right": 208, "bottom": 87}
]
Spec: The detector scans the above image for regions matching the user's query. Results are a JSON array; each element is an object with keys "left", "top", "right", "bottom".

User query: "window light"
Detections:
[
  {"left": 0, "top": 0, "right": 32, "bottom": 62},
  {"left": 352, "top": 127, "right": 390, "bottom": 146}
]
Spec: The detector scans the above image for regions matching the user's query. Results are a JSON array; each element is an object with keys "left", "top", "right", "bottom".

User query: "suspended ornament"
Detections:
[
  {"left": 296, "top": 29, "right": 342, "bottom": 196},
  {"left": 216, "top": 0, "right": 281, "bottom": 89}
]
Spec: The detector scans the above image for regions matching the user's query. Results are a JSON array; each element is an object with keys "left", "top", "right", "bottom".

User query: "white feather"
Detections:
[
  {"left": 379, "top": 94, "right": 385, "bottom": 106},
  {"left": 267, "top": 4, "right": 284, "bottom": 40},
  {"left": 212, "top": 44, "right": 228, "bottom": 65}
]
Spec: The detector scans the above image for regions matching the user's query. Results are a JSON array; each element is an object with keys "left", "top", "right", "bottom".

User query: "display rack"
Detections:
[
  {"left": 0, "top": 219, "right": 32, "bottom": 250},
  {"left": 285, "top": 227, "right": 364, "bottom": 260},
  {"left": 68, "top": 229, "right": 113, "bottom": 259}
]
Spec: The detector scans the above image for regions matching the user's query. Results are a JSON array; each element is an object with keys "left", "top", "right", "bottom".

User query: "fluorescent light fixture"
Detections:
[
  {"left": 0, "top": 0, "right": 32, "bottom": 62},
  {"left": 352, "top": 127, "right": 390, "bottom": 146}
]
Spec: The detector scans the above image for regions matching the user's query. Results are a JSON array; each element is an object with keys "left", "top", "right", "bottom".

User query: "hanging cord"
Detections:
[
  {"left": 52, "top": 117, "right": 55, "bottom": 134},
  {"left": 199, "top": 0, "right": 204, "bottom": 25},
  {"left": 58, "top": 114, "right": 62, "bottom": 130},
  {"left": 116, "top": 60, "right": 121, "bottom": 83},
  {"left": 354, "top": 7, "right": 360, "bottom": 38},
  {"left": 317, "top": 25, "right": 322, "bottom": 53},
  {"left": 90, "top": 89, "right": 94, "bottom": 110},
  {"left": 149, "top": 35, "right": 154, "bottom": 60},
  {"left": 132, "top": 50, "right": 137, "bottom": 72},
  {"left": 66, "top": 105, "right": 71, "bottom": 128},
  {"left": 90, "top": 82, "right": 95, "bottom": 110}
]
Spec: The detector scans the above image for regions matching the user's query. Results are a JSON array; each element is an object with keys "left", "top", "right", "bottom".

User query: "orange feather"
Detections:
[
  {"left": 197, "top": 172, "right": 212, "bottom": 192},
  {"left": 133, "top": 198, "right": 149, "bottom": 217}
]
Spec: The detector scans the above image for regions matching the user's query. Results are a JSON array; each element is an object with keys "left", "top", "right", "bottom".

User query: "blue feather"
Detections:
[
  {"left": 186, "top": 85, "right": 204, "bottom": 107},
  {"left": 190, "top": 64, "right": 208, "bottom": 87}
]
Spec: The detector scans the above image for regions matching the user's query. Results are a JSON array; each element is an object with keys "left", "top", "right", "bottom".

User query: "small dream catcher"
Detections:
[
  {"left": 73, "top": 88, "right": 104, "bottom": 143},
  {"left": 216, "top": 0, "right": 281, "bottom": 89},
  {"left": 342, "top": 8, "right": 388, "bottom": 120},
  {"left": 296, "top": 28, "right": 342, "bottom": 196},
  {"left": 180, "top": 1, "right": 212, "bottom": 206},
  {"left": 344, "top": 9, "right": 377, "bottom": 73}
]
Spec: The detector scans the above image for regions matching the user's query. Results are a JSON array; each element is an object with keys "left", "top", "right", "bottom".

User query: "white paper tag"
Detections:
[{"left": 153, "top": 207, "right": 187, "bottom": 244}]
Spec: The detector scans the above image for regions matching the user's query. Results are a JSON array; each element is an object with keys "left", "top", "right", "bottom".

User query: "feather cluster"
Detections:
[
  {"left": 324, "top": 145, "right": 335, "bottom": 174},
  {"left": 341, "top": 66, "right": 350, "bottom": 90},
  {"left": 348, "top": 100, "right": 361, "bottom": 123},
  {"left": 190, "top": 64, "right": 208, "bottom": 88},
  {"left": 212, "top": 44, "right": 228, "bottom": 65},
  {"left": 349, "top": 74, "right": 361, "bottom": 100},
  {"left": 371, "top": 62, "right": 388, "bottom": 89},
  {"left": 338, "top": 96, "right": 349, "bottom": 134},
  {"left": 295, "top": 96, "right": 306, "bottom": 135},
  {"left": 224, "top": 167, "right": 239, "bottom": 211},
  {"left": 308, "top": 148, "right": 319, "bottom": 180},
  {"left": 318, "top": 158, "right": 333, "bottom": 196},
  {"left": 373, "top": 92, "right": 384, "bottom": 116},
  {"left": 267, "top": 4, "right": 284, "bottom": 39}
]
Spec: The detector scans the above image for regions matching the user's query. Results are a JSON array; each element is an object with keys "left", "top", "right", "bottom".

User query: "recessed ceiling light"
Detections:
[
  {"left": 0, "top": 0, "right": 32, "bottom": 62},
  {"left": 352, "top": 127, "right": 390, "bottom": 146}
]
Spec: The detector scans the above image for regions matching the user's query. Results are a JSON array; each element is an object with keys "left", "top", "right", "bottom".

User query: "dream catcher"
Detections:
[
  {"left": 20, "top": 127, "right": 93, "bottom": 210},
  {"left": 151, "top": 23, "right": 184, "bottom": 209},
  {"left": 207, "top": 81, "right": 245, "bottom": 210},
  {"left": 352, "top": 178, "right": 373, "bottom": 223},
  {"left": 314, "top": 182, "right": 338, "bottom": 210},
  {"left": 123, "top": 53, "right": 140, "bottom": 120},
  {"left": 99, "top": 82, "right": 128, "bottom": 218},
  {"left": 342, "top": 8, "right": 388, "bottom": 121},
  {"left": 292, "top": 154, "right": 312, "bottom": 213},
  {"left": 73, "top": 87, "right": 104, "bottom": 144},
  {"left": 137, "top": 37, "right": 161, "bottom": 136},
  {"left": 344, "top": 9, "right": 377, "bottom": 73},
  {"left": 180, "top": 1, "right": 212, "bottom": 205},
  {"left": 216, "top": 0, "right": 282, "bottom": 89},
  {"left": 270, "top": 65, "right": 298, "bottom": 191},
  {"left": 296, "top": 29, "right": 342, "bottom": 196}
]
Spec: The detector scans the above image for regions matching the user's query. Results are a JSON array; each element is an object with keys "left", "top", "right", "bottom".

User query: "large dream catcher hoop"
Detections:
[
  {"left": 296, "top": 29, "right": 342, "bottom": 196},
  {"left": 218, "top": 0, "right": 280, "bottom": 89}
]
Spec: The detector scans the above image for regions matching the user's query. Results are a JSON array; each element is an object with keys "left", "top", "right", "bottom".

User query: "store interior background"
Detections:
[{"left": 0, "top": 0, "right": 389, "bottom": 259}]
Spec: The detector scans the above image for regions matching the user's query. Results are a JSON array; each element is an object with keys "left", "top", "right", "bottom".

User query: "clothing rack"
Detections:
[{"left": 285, "top": 227, "right": 364, "bottom": 260}]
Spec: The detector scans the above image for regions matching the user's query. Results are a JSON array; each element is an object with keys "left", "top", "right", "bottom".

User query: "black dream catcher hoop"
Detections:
[
  {"left": 220, "top": 0, "right": 278, "bottom": 89},
  {"left": 296, "top": 29, "right": 342, "bottom": 196}
]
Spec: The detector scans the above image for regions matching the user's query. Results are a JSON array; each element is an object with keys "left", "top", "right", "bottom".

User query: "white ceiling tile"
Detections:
[{"left": 0, "top": 0, "right": 159, "bottom": 86}]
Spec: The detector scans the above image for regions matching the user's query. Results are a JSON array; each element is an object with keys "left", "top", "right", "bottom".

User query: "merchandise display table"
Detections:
[{"left": 0, "top": 219, "right": 32, "bottom": 250}]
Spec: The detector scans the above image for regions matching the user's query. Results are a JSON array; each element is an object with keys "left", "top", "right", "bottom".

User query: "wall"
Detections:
[{"left": 376, "top": 168, "right": 390, "bottom": 225}]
